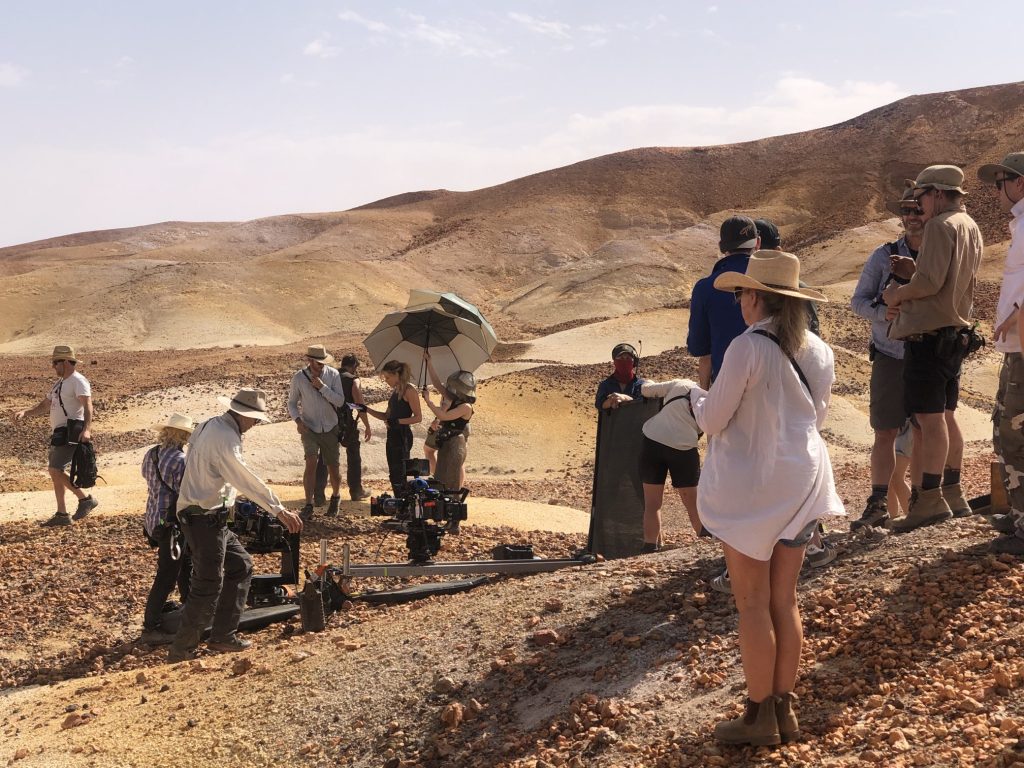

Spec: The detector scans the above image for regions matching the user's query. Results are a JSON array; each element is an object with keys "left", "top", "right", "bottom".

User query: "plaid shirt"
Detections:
[{"left": 141, "top": 444, "right": 185, "bottom": 536}]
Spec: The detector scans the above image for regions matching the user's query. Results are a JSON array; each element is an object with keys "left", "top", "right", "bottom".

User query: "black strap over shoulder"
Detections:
[
  {"left": 661, "top": 393, "right": 691, "bottom": 408},
  {"left": 888, "top": 240, "right": 900, "bottom": 256},
  {"left": 752, "top": 329, "right": 811, "bottom": 395}
]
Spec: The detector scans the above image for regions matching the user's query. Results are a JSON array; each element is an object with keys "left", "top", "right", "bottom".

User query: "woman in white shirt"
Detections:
[
  {"left": 638, "top": 378, "right": 702, "bottom": 549},
  {"left": 690, "top": 251, "right": 844, "bottom": 747}
]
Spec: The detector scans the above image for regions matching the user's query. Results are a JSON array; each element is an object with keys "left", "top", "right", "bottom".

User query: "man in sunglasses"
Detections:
[
  {"left": 881, "top": 165, "right": 983, "bottom": 532},
  {"left": 977, "top": 153, "right": 1024, "bottom": 554},
  {"left": 14, "top": 345, "right": 98, "bottom": 525},
  {"left": 849, "top": 185, "right": 925, "bottom": 530}
]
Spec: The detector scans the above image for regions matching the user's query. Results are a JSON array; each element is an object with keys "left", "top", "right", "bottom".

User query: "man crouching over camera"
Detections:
[{"left": 167, "top": 388, "right": 302, "bottom": 663}]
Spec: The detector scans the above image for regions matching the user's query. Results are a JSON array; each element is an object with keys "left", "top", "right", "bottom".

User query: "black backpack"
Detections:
[{"left": 69, "top": 442, "right": 102, "bottom": 489}]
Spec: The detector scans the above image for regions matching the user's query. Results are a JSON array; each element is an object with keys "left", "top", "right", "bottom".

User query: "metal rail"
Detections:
[{"left": 340, "top": 543, "right": 589, "bottom": 578}]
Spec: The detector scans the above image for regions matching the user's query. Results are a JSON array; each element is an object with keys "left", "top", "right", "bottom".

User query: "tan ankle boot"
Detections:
[
  {"left": 775, "top": 692, "right": 800, "bottom": 742},
  {"left": 713, "top": 697, "right": 781, "bottom": 746},
  {"left": 890, "top": 486, "right": 952, "bottom": 532},
  {"left": 942, "top": 482, "right": 971, "bottom": 517}
]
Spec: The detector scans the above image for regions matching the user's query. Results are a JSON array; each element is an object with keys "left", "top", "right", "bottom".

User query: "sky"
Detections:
[{"left": 0, "top": 1, "right": 1020, "bottom": 247}]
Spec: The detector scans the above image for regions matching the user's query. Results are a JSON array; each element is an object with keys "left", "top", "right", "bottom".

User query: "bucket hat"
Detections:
[
  {"left": 217, "top": 388, "right": 272, "bottom": 422},
  {"left": 151, "top": 413, "right": 195, "bottom": 433},
  {"left": 713, "top": 250, "right": 828, "bottom": 302},
  {"left": 977, "top": 152, "right": 1024, "bottom": 184},
  {"left": 910, "top": 165, "right": 966, "bottom": 195},
  {"left": 52, "top": 345, "right": 77, "bottom": 363},
  {"left": 445, "top": 371, "right": 477, "bottom": 403}
]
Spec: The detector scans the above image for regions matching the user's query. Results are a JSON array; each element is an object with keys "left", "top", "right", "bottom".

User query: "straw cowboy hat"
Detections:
[
  {"left": 909, "top": 165, "right": 967, "bottom": 195},
  {"left": 151, "top": 413, "right": 195, "bottom": 433},
  {"left": 885, "top": 181, "right": 920, "bottom": 216},
  {"left": 977, "top": 152, "right": 1024, "bottom": 184},
  {"left": 713, "top": 250, "right": 828, "bottom": 302},
  {"left": 51, "top": 345, "right": 78, "bottom": 363},
  {"left": 217, "top": 388, "right": 272, "bottom": 422}
]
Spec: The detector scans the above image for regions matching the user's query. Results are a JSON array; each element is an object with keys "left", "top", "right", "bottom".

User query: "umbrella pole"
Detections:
[{"left": 420, "top": 327, "right": 431, "bottom": 389}]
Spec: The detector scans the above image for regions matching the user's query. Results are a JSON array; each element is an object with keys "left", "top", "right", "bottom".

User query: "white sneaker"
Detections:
[
  {"left": 805, "top": 542, "right": 836, "bottom": 568},
  {"left": 710, "top": 569, "right": 732, "bottom": 594}
]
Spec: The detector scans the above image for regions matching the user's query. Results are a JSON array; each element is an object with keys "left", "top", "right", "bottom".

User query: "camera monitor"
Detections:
[{"left": 404, "top": 458, "right": 430, "bottom": 477}]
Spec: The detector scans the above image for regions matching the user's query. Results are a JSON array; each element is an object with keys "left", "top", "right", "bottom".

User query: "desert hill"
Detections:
[{"left": 2, "top": 80, "right": 1024, "bottom": 351}]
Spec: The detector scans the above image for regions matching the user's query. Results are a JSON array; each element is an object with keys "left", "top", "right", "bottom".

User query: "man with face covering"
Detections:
[{"left": 595, "top": 343, "right": 646, "bottom": 410}]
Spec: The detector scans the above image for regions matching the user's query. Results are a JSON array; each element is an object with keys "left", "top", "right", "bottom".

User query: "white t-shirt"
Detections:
[
  {"left": 640, "top": 379, "right": 701, "bottom": 450},
  {"left": 48, "top": 371, "right": 91, "bottom": 429}
]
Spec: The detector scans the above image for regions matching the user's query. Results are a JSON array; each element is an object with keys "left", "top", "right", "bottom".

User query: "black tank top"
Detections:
[
  {"left": 388, "top": 387, "right": 413, "bottom": 424},
  {"left": 340, "top": 372, "right": 355, "bottom": 402},
  {"left": 440, "top": 398, "right": 472, "bottom": 433}
]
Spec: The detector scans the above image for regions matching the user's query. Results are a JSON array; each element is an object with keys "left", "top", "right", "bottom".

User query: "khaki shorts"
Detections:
[
  {"left": 301, "top": 425, "right": 340, "bottom": 464},
  {"left": 48, "top": 444, "right": 77, "bottom": 470}
]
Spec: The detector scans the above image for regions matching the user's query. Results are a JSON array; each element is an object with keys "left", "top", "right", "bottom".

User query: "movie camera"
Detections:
[
  {"left": 370, "top": 459, "right": 468, "bottom": 563},
  {"left": 230, "top": 497, "right": 300, "bottom": 607}
]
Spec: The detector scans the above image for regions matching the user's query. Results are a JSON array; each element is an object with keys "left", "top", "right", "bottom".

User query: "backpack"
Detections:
[{"left": 69, "top": 442, "right": 103, "bottom": 489}]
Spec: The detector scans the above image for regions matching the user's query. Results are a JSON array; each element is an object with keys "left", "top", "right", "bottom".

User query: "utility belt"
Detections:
[
  {"left": 177, "top": 504, "right": 230, "bottom": 528},
  {"left": 904, "top": 325, "right": 985, "bottom": 360}
]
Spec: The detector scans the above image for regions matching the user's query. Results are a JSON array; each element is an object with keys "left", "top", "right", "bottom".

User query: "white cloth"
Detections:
[
  {"left": 640, "top": 379, "right": 701, "bottom": 450},
  {"left": 177, "top": 413, "right": 283, "bottom": 514},
  {"left": 47, "top": 371, "right": 90, "bottom": 430},
  {"left": 691, "top": 319, "right": 845, "bottom": 561},
  {"left": 287, "top": 365, "right": 345, "bottom": 432},
  {"left": 995, "top": 197, "right": 1024, "bottom": 354}
]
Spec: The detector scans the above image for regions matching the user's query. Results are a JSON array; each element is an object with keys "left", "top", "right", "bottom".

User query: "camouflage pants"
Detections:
[{"left": 993, "top": 352, "right": 1024, "bottom": 526}]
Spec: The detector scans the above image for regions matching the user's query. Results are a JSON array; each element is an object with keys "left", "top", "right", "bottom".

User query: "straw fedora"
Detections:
[
  {"left": 305, "top": 344, "right": 335, "bottom": 365},
  {"left": 909, "top": 165, "right": 966, "bottom": 195},
  {"left": 885, "top": 181, "right": 920, "bottom": 216},
  {"left": 151, "top": 413, "right": 195, "bottom": 433},
  {"left": 977, "top": 152, "right": 1024, "bottom": 184},
  {"left": 217, "top": 388, "right": 272, "bottom": 422},
  {"left": 52, "top": 345, "right": 77, "bottom": 363},
  {"left": 713, "top": 250, "right": 828, "bottom": 302}
]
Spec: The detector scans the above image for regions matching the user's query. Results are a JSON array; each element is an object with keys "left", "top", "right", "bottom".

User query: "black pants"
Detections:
[
  {"left": 314, "top": 439, "right": 363, "bottom": 496},
  {"left": 143, "top": 526, "right": 192, "bottom": 630},
  {"left": 170, "top": 514, "right": 253, "bottom": 652},
  {"left": 386, "top": 426, "right": 413, "bottom": 493}
]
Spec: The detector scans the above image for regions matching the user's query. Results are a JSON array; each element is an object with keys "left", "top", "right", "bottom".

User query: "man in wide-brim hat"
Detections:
[
  {"left": 977, "top": 152, "right": 1024, "bottom": 555},
  {"left": 168, "top": 388, "right": 302, "bottom": 663},
  {"left": 14, "top": 345, "right": 99, "bottom": 526},
  {"left": 880, "top": 164, "right": 983, "bottom": 532},
  {"left": 287, "top": 344, "right": 347, "bottom": 519}
]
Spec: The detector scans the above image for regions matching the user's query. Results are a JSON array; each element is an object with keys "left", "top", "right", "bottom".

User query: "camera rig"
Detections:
[
  {"left": 369, "top": 458, "right": 468, "bottom": 563},
  {"left": 230, "top": 497, "right": 300, "bottom": 607}
]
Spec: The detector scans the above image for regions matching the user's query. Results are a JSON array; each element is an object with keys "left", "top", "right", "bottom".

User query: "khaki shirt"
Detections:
[{"left": 888, "top": 208, "right": 983, "bottom": 340}]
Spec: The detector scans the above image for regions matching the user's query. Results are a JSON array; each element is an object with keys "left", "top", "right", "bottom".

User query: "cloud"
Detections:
[
  {"left": 304, "top": 38, "right": 340, "bottom": 58},
  {"left": 0, "top": 62, "right": 28, "bottom": 87},
  {"left": 507, "top": 12, "right": 572, "bottom": 40},
  {"left": 337, "top": 10, "right": 391, "bottom": 34},
  {"left": 337, "top": 9, "right": 506, "bottom": 58},
  {"left": 707, "top": 5, "right": 719, "bottom": 12}
]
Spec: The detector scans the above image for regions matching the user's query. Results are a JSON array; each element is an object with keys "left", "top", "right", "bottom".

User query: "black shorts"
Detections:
[
  {"left": 638, "top": 436, "right": 700, "bottom": 488},
  {"left": 903, "top": 332, "right": 962, "bottom": 415}
]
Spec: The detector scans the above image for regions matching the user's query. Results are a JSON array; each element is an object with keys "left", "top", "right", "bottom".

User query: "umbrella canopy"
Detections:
[
  {"left": 364, "top": 306, "right": 493, "bottom": 388},
  {"left": 405, "top": 290, "right": 499, "bottom": 357}
]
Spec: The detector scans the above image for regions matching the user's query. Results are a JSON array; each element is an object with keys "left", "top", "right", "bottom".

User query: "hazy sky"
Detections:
[{"left": 0, "top": 1, "right": 1019, "bottom": 246}]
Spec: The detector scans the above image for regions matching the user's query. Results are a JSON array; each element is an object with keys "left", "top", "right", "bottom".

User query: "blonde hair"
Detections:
[
  {"left": 381, "top": 360, "right": 412, "bottom": 391},
  {"left": 757, "top": 291, "right": 809, "bottom": 357},
  {"left": 158, "top": 427, "right": 190, "bottom": 450}
]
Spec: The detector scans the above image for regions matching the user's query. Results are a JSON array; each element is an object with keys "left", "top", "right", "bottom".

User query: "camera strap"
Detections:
[{"left": 752, "top": 329, "right": 811, "bottom": 396}]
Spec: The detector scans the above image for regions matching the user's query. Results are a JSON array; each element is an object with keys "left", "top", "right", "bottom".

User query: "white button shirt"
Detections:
[
  {"left": 995, "top": 197, "right": 1024, "bottom": 354},
  {"left": 639, "top": 379, "right": 701, "bottom": 450},
  {"left": 287, "top": 365, "right": 346, "bottom": 432},
  {"left": 176, "top": 413, "right": 283, "bottom": 514},
  {"left": 691, "top": 319, "right": 845, "bottom": 561}
]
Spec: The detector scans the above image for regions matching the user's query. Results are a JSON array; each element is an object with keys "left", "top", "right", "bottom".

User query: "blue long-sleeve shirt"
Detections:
[
  {"left": 686, "top": 253, "right": 750, "bottom": 380},
  {"left": 595, "top": 375, "right": 646, "bottom": 411},
  {"left": 850, "top": 237, "right": 915, "bottom": 360}
]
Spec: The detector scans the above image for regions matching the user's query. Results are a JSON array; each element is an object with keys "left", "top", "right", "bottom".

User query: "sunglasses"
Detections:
[
  {"left": 900, "top": 206, "right": 924, "bottom": 216},
  {"left": 996, "top": 175, "right": 1020, "bottom": 191}
]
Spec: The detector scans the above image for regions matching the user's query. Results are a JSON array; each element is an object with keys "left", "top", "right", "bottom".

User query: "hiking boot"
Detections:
[
  {"left": 326, "top": 495, "right": 340, "bottom": 517},
  {"left": 313, "top": 493, "right": 328, "bottom": 506},
  {"left": 775, "top": 692, "right": 801, "bottom": 743},
  {"left": 942, "top": 483, "right": 972, "bottom": 518},
  {"left": 990, "top": 513, "right": 1019, "bottom": 535},
  {"left": 300, "top": 503, "right": 314, "bottom": 522},
  {"left": 167, "top": 645, "right": 196, "bottom": 663},
  {"left": 990, "top": 533, "right": 1024, "bottom": 556},
  {"left": 805, "top": 542, "right": 836, "bottom": 568},
  {"left": 139, "top": 629, "right": 177, "bottom": 646},
  {"left": 207, "top": 633, "right": 252, "bottom": 653},
  {"left": 889, "top": 487, "right": 952, "bottom": 533},
  {"left": 710, "top": 569, "right": 732, "bottom": 595},
  {"left": 72, "top": 495, "right": 98, "bottom": 521},
  {"left": 714, "top": 697, "right": 781, "bottom": 746},
  {"left": 851, "top": 496, "right": 889, "bottom": 531},
  {"left": 41, "top": 512, "right": 72, "bottom": 527}
]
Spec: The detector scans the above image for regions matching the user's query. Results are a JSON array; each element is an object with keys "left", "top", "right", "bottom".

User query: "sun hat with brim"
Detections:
[
  {"left": 217, "top": 388, "right": 272, "bottom": 422},
  {"left": 712, "top": 250, "right": 828, "bottom": 303},
  {"left": 52, "top": 345, "right": 77, "bottom": 363},
  {"left": 885, "top": 181, "right": 920, "bottom": 216},
  {"left": 151, "top": 413, "right": 195, "bottom": 433},
  {"left": 910, "top": 164, "right": 967, "bottom": 195},
  {"left": 306, "top": 344, "right": 331, "bottom": 361},
  {"left": 445, "top": 371, "right": 477, "bottom": 403},
  {"left": 977, "top": 152, "right": 1024, "bottom": 184}
]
